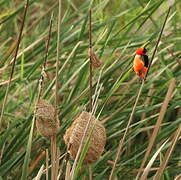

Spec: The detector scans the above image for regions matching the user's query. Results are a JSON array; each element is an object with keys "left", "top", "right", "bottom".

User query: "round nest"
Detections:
[
  {"left": 64, "top": 111, "right": 106, "bottom": 164},
  {"left": 36, "top": 99, "right": 59, "bottom": 138}
]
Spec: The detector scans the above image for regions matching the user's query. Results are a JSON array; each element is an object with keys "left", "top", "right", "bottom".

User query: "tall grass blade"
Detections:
[
  {"left": 140, "top": 139, "right": 169, "bottom": 180},
  {"left": 137, "top": 78, "right": 176, "bottom": 179},
  {"left": 21, "top": 11, "right": 54, "bottom": 180},
  {"left": 154, "top": 124, "right": 181, "bottom": 180},
  {"left": 109, "top": 81, "right": 145, "bottom": 180},
  {"left": 89, "top": 9, "right": 93, "bottom": 111},
  {"left": 0, "top": 0, "right": 29, "bottom": 128}
]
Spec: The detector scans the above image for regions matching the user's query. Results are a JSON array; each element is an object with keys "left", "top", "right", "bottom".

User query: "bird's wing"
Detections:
[{"left": 141, "top": 55, "right": 149, "bottom": 67}]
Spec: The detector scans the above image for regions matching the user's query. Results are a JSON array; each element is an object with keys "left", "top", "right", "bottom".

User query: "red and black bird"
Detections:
[{"left": 133, "top": 47, "right": 149, "bottom": 81}]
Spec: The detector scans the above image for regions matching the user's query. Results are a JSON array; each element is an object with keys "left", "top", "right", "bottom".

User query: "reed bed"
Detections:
[{"left": 0, "top": 0, "right": 180, "bottom": 179}]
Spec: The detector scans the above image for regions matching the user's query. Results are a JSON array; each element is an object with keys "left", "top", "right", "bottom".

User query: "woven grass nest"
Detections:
[
  {"left": 64, "top": 111, "right": 106, "bottom": 164},
  {"left": 35, "top": 99, "right": 59, "bottom": 138}
]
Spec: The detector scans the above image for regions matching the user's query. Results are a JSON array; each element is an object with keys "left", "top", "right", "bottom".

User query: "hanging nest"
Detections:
[
  {"left": 89, "top": 49, "right": 103, "bottom": 68},
  {"left": 35, "top": 99, "right": 59, "bottom": 138},
  {"left": 64, "top": 111, "right": 106, "bottom": 164}
]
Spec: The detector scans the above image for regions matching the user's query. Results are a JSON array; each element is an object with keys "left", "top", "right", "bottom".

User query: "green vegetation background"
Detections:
[{"left": 0, "top": 0, "right": 180, "bottom": 179}]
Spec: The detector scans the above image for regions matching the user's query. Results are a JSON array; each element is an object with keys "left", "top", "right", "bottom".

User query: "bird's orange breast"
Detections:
[{"left": 133, "top": 55, "right": 144, "bottom": 71}]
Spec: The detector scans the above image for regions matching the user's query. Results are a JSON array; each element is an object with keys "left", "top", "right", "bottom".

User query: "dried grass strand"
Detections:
[
  {"left": 0, "top": 0, "right": 30, "bottom": 128},
  {"left": 109, "top": 81, "right": 144, "bottom": 180},
  {"left": 89, "top": 9, "right": 93, "bottom": 111},
  {"left": 154, "top": 124, "right": 181, "bottom": 180},
  {"left": 137, "top": 78, "right": 176, "bottom": 179}
]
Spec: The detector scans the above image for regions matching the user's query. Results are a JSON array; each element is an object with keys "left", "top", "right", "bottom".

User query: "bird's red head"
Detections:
[{"left": 136, "top": 47, "right": 147, "bottom": 55}]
